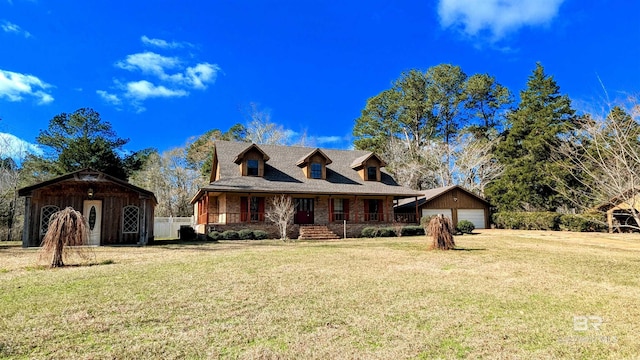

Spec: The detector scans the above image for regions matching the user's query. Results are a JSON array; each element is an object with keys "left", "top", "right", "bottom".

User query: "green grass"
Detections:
[{"left": 1, "top": 230, "right": 639, "bottom": 359}]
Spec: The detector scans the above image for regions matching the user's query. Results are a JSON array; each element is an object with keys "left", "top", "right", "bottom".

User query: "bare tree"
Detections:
[
  {"left": 39, "top": 207, "right": 90, "bottom": 267},
  {"left": 451, "top": 134, "right": 504, "bottom": 196},
  {"left": 384, "top": 135, "right": 501, "bottom": 194},
  {"left": 265, "top": 195, "right": 295, "bottom": 241},
  {"left": 384, "top": 138, "right": 437, "bottom": 190},
  {"left": 0, "top": 134, "right": 27, "bottom": 241},
  {"left": 244, "top": 102, "right": 288, "bottom": 145},
  {"left": 130, "top": 148, "right": 204, "bottom": 217},
  {"left": 553, "top": 98, "right": 640, "bottom": 232}
]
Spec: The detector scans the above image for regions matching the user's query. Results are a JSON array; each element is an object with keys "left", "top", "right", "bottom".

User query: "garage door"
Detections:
[
  {"left": 457, "top": 209, "right": 486, "bottom": 229},
  {"left": 422, "top": 209, "right": 452, "bottom": 221}
]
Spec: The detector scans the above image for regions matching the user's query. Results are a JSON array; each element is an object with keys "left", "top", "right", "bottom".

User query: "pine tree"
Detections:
[{"left": 486, "top": 63, "right": 576, "bottom": 211}]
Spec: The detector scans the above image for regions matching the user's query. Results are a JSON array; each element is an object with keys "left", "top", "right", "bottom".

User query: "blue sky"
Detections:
[{"left": 1, "top": 0, "right": 638, "bottom": 158}]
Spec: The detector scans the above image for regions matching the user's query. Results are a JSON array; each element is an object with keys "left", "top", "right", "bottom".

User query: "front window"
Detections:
[
  {"left": 40, "top": 205, "right": 60, "bottom": 235},
  {"left": 367, "top": 166, "right": 377, "bottom": 181},
  {"left": 122, "top": 206, "right": 140, "bottom": 233},
  {"left": 310, "top": 162, "right": 322, "bottom": 179},
  {"left": 247, "top": 159, "right": 259, "bottom": 176},
  {"left": 334, "top": 199, "right": 344, "bottom": 220},
  {"left": 250, "top": 197, "right": 260, "bottom": 221}
]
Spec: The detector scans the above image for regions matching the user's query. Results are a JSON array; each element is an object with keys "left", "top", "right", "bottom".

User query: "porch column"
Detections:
[
  {"left": 354, "top": 196, "right": 358, "bottom": 223},
  {"left": 22, "top": 196, "right": 31, "bottom": 248},
  {"left": 328, "top": 196, "right": 332, "bottom": 223},
  {"left": 414, "top": 196, "right": 419, "bottom": 224}
]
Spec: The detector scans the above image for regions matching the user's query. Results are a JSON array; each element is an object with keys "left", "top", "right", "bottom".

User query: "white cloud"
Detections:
[
  {"left": 96, "top": 90, "right": 122, "bottom": 105},
  {"left": 1, "top": 20, "right": 31, "bottom": 38},
  {"left": 185, "top": 63, "right": 220, "bottom": 89},
  {"left": 315, "top": 136, "right": 343, "bottom": 144},
  {"left": 0, "top": 132, "right": 42, "bottom": 160},
  {"left": 438, "top": 0, "right": 565, "bottom": 40},
  {"left": 141, "top": 35, "right": 191, "bottom": 49},
  {"left": 115, "top": 51, "right": 219, "bottom": 89},
  {"left": 116, "top": 51, "right": 181, "bottom": 77},
  {"left": 124, "top": 80, "right": 188, "bottom": 100},
  {"left": 104, "top": 46, "right": 221, "bottom": 112},
  {"left": 0, "top": 69, "right": 53, "bottom": 104}
]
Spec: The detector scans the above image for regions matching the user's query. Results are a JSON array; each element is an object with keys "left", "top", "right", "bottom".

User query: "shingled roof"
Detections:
[
  {"left": 193, "top": 141, "right": 421, "bottom": 201},
  {"left": 395, "top": 185, "right": 489, "bottom": 208}
]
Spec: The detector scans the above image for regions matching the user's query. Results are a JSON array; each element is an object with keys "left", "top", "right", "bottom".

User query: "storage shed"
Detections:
[
  {"left": 18, "top": 168, "right": 156, "bottom": 247},
  {"left": 395, "top": 185, "right": 491, "bottom": 229}
]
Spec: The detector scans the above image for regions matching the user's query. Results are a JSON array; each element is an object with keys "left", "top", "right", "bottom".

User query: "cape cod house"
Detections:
[
  {"left": 18, "top": 168, "right": 157, "bottom": 247},
  {"left": 191, "top": 141, "right": 421, "bottom": 238}
]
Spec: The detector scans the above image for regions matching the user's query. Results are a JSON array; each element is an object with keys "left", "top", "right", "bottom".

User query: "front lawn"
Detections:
[{"left": 1, "top": 230, "right": 638, "bottom": 359}]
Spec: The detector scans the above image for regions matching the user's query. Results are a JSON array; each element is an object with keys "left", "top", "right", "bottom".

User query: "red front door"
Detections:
[{"left": 294, "top": 198, "right": 314, "bottom": 224}]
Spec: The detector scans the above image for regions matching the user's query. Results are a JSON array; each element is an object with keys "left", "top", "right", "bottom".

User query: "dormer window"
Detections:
[
  {"left": 297, "top": 148, "right": 332, "bottom": 180},
  {"left": 233, "top": 144, "right": 270, "bottom": 177},
  {"left": 310, "top": 163, "right": 322, "bottom": 179},
  {"left": 247, "top": 160, "right": 259, "bottom": 176},
  {"left": 367, "top": 166, "right": 378, "bottom": 181},
  {"left": 351, "top": 152, "right": 386, "bottom": 182}
]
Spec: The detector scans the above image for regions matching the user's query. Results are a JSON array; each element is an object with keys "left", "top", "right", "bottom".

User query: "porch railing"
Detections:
[{"left": 198, "top": 211, "right": 419, "bottom": 225}]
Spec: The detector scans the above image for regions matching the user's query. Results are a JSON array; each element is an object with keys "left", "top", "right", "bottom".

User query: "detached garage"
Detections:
[{"left": 395, "top": 185, "right": 491, "bottom": 229}]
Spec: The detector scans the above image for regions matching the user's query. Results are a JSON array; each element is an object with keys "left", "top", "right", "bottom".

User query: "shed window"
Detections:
[
  {"left": 310, "top": 163, "right": 322, "bottom": 179},
  {"left": 40, "top": 205, "right": 60, "bottom": 235},
  {"left": 247, "top": 160, "right": 259, "bottom": 176},
  {"left": 367, "top": 166, "right": 378, "bottom": 181},
  {"left": 122, "top": 205, "right": 139, "bottom": 234}
]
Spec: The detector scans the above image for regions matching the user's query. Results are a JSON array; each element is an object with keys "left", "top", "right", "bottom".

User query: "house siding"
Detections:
[{"left": 22, "top": 180, "right": 155, "bottom": 247}]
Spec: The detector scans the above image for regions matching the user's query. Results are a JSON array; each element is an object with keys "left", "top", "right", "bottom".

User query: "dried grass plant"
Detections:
[
  {"left": 427, "top": 214, "right": 456, "bottom": 250},
  {"left": 39, "top": 207, "right": 92, "bottom": 268}
]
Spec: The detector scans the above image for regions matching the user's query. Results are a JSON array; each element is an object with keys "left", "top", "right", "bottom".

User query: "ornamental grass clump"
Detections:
[
  {"left": 427, "top": 214, "right": 456, "bottom": 250},
  {"left": 39, "top": 207, "right": 91, "bottom": 268}
]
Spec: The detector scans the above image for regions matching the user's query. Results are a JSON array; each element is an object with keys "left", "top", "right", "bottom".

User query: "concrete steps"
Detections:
[{"left": 298, "top": 225, "right": 340, "bottom": 240}]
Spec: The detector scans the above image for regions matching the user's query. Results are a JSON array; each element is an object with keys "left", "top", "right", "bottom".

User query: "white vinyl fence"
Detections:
[{"left": 154, "top": 217, "right": 194, "bottom": 238}]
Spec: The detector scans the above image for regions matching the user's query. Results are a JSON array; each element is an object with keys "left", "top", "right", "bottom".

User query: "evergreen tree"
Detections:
[
  {"left": 24, "top": 108, "right": 150, "bottom": 180},
  {"left": 486, "top": 63, "right": 576, "bottom": 211}
]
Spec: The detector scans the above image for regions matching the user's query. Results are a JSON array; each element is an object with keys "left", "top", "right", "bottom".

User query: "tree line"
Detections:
[
  {"left": 2, "top": 61, "right": 638, "bottom": 239},
  {"left": 354, "top": 62, "right": 640, "bottom": 231}
]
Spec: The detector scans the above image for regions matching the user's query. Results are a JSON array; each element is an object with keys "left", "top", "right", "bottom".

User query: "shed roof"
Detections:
[
  {"left": 395, "top": 185, "right": 489, "bottom": 208},
  {"left": 193, "top": 141, "right": 421, "bottom": 202},
  {"left": 18, "top": 168, "right": 157, "bottom": 204}
]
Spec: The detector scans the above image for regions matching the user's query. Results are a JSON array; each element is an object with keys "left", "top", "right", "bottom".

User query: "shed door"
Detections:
[
  {"left": 83, "top": 200, "right": 102, "bottom": 246},
  {"left": 458, "top": 209, "right": 486, "bottom": 229},
  {"left": 422, "top": 209, "right": 452, "bottom": 221}
]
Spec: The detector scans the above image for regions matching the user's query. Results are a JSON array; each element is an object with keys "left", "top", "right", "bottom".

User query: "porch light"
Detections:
[
  {"left": 88, "top": 188, "right": 94, "bottom": 199},
  {"left": 453, "top": 197, "right": 458, "bottom": 202}
]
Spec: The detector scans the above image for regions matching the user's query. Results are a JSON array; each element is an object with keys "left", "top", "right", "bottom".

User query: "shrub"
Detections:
[
  {"left": 222, "top": 230, "right": 239, "bottom": 240},
  {"left": 559, "top": 214, "right": 607, "bottom": 232},
  {"left": 378, "top": 228, "right": 396, "bottom": 237},
  {"left": 456, "top": 220, "right": 475, "bottom": 234},
  {"left": 361, "top": 227, "right": 378, "bottom": 238},
  {"left": 253, "top": 230, "right": 269, "bottom": 240},
  {"left": 238, "top": 229, "right": 254, "bottom": 240},
  {"left": 492, "top": 212, "right": 561, "bottom": 230},
  {"left": 401, "top": 226, "right": 425, "bottom": 236},
  {"left": 179, "top": 226, "right": 196, "bottom": 241},
  {"left": 361, "top": 227, "right": 397, "bottom": 238},
  {"left": 207, "top": 231, "right": 221, "bottom": 241},
  {"left": 492, "top": 212, "right": 608, "bottom": 232}
]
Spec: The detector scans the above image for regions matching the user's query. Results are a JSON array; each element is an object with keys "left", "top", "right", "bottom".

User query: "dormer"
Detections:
[
  {"left": 233, "top": 144, "right": 270, "bottom": 177},
  {"left": 351, "top": 152, "right": 387, "bottom": 182},
  {"left": 296, "top": 148, "right": 332, "bottom": 180}
]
